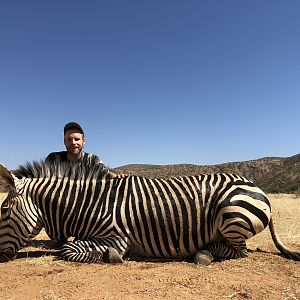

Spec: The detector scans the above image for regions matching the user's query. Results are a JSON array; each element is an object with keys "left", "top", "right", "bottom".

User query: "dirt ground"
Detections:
[{"left": 0, "top": 193, "right": 299, "bottom": 300}]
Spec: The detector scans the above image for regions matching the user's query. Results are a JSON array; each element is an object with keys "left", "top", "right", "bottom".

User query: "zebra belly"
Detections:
[
  {"left": 126, "top": 243, "right": 150, "bottom": 258},
  {"left": 124, "top": 228, "right": 222, "bottom": 259}
]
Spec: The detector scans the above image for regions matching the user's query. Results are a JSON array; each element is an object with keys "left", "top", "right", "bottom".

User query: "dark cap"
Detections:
[{"left": 64, "top": 122, "right": 84, "bottom": 135}]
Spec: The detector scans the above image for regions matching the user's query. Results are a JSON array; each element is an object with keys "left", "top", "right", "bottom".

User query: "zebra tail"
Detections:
[{"left": 269, "top": 217, "right": 300, "bottom": 261}]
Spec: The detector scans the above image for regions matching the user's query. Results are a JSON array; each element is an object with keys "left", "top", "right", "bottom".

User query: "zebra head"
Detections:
[{"left": 0, "top": 164, "right": 42, "bottom": 262}]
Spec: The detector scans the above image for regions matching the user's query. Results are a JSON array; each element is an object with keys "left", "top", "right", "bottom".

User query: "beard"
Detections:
[{"left": 67, "top": 147, "right": 82, "bottom": 155}]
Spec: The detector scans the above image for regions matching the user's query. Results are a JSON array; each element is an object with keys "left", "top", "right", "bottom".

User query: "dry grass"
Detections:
[
  {"left": 0, "top": 192, "right": 7, "bottom": 203},
  {"left": 247, "top": 193, "right": 300, "bottom": 250}
]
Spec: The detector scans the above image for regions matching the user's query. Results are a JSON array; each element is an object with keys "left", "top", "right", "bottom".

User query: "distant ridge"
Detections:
[{"left": 114, "top": 153, "right": 300, "bottom": 193}]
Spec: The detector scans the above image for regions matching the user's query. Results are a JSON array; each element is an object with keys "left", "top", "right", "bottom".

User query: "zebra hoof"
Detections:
[
  {"left": 194, "top": 250, "right": 213, "bottom": 265},
  {"left": 103, "top": 247, "right": 124, "bottom": 264}
]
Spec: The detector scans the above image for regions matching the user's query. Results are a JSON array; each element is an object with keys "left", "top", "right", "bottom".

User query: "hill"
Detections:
[
  {"left": 113, "top": 153, "right": 300, "bottom": 193},
  {"left": 1, "top": 154, "right": 299, "bottom": 194}
]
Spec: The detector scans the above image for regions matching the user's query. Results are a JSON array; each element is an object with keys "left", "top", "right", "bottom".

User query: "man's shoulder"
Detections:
[
  {"left": 82, "top": 152, "right": 102, "bottom": 164},
  {"left": 45, "top": 151, "right": 68, "bottom": 162},
  {"left": 83, "top": 152, "right": 100, "bottom": 159},
  {"left": 47, "top": 151, "right": 67, "bottom": 156}
]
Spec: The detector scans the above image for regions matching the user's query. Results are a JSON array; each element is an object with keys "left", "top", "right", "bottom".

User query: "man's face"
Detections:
[{"left": 64, "top": 129, "right": 85, "bottom": 156}]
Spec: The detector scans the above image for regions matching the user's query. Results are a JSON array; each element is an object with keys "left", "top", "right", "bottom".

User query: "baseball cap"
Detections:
[{"left": 64, "top": 122, "right": 84, "bottom": 135}]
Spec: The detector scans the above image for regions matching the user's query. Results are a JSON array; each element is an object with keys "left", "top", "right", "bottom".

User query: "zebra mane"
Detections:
[{"left": 14, "top": 159, "right": 109, "bottom": 181}]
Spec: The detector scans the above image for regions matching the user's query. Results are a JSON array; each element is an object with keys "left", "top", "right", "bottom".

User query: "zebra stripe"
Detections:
[{"left": 0, "top": 161, "right": 299, "bottom": 264}]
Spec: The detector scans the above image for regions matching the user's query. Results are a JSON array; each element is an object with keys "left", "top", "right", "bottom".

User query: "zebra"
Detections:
[{"left": 0, "top": 160, "right": 299, "bottom": 264}]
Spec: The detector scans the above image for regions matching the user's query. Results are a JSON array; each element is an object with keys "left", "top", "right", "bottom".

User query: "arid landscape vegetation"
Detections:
[
  {"left": 114, "top": 153, "right": 300, "bottom": 194},
  {"left": 0, "top": 155, "right": 300, "bottom": 299}
]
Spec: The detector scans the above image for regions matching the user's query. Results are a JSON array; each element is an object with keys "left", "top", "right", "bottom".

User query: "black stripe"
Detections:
[
  {"left": 221, "top": 212, "right": 256, "bottom": 235},
  {"left": 140, "top": 177, "right": 164, "bottom": 257},
  {"left": 154, "top": 179, "right": 179, "bottom": 254},
  {"left": 167, "top": 178, "right": 190, "bottom": 252},
  {"left": 126, "top": 177, "right": 144, "bottom": 247},
  {"left": 198, "top": 175, "right": 207, "bottom": 245},
  {"left": 123, "top": 178, "right": 140, "bottom": 242},
  {"left": 147, "top": 179, "right": 173, "bottom": 257},
  {"left": 134, "top": 177, "right": 156, "bottom": 256},
  {"left": 182, "top": 176, "right": 199, "bottom": 251},
  {"left": 114, "top": 178, "right": 131, "bottom": 240},
  {"left": 41, "top": 177, "right": 61, "bottom": 238},
  {"left": 230, "top": 199, "right": 270, "bottom": 228}
]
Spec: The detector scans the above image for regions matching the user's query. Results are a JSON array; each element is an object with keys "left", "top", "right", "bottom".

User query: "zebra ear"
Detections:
[{"left": 0, "top": 164, "right": 16, "bottom": 191}]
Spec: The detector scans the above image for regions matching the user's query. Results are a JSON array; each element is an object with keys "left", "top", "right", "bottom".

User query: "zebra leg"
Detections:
[
  {"left": 194, "top": 240, "right": 248, "bottom": 265},
  {"left": 102, "top": 247, "right": 124, "bottom": 263},
  {"left": 60, "top": 239, "right": 125, "bottom": 263},
  {"left": 194, "top": 250, "right": 214, "bottom": 265}
]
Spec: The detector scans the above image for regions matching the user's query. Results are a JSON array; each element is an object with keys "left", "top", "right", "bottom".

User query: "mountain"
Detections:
[{"left": 113, "top": 153, "right": 300, "bottom": 193}]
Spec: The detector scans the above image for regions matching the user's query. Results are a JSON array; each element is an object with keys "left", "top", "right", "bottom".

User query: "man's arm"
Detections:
[
  {"left": 108, "top": 171, "right": 127, "bottom": 179},
  {"left": 92, "top": 154, "right": 127, "bottom": 178}
]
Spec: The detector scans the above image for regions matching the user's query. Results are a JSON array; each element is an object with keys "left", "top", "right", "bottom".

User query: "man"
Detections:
[{"left": 46, "top": 122, "right": 123, "bottom": 178}]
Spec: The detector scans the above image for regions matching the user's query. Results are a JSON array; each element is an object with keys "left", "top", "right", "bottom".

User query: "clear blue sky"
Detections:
[{"left": 1, "top": 1, "right": 300, "bottom": 169}]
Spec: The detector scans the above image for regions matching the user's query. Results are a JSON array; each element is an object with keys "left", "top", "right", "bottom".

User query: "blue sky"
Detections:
[{"left": 1, "top": 1, "right": 300, "bottom": 169}]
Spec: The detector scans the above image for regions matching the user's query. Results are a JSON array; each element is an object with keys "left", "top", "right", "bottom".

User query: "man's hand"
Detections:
[{"left": 108, "top": 172, "right": 128, "bottom": 179}]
